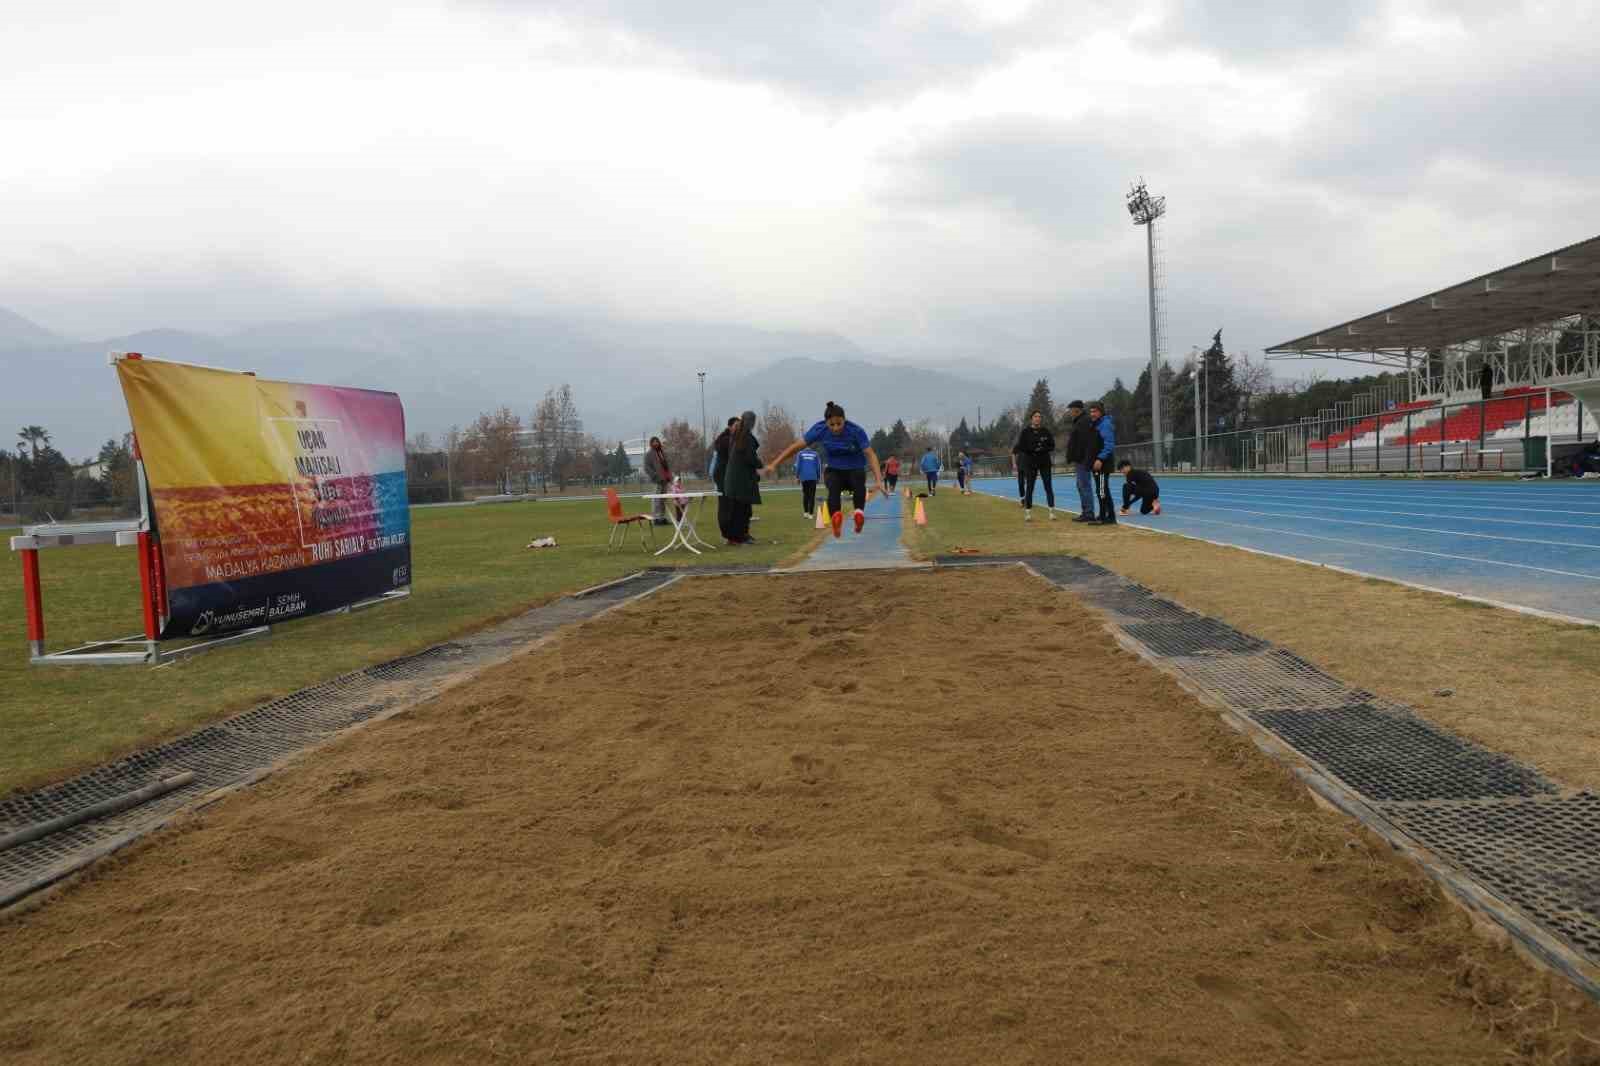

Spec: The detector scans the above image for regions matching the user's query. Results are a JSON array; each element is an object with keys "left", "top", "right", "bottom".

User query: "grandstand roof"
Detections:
[{"left": 1267, "top": 233, "right": 1600, "bottom": 367}]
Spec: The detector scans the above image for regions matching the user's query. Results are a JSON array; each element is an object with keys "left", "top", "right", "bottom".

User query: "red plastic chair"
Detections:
[{"left": 605, "top": 488, "right": 655, "bottom": 552}]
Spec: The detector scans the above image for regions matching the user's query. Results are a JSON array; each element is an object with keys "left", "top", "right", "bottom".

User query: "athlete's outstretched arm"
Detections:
[
  {"left": 762, "top": 439, "right": 805, "bottom": 478},
  {"left": 864, "top": 446, "right": 887, "bottom": 499}
]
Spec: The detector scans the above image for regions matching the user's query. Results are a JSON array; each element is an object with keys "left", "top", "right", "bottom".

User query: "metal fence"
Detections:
[{"left": 1118, "top": 390, "right": 1599, "bottom": 476}]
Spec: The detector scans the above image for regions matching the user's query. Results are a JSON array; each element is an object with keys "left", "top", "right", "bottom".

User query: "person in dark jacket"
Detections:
[
  {"left": 643, "top": 436, "right": 672, "bottom": 525},
  {"left": 1480, "top": 362, "right": 1494, "bottom": 402},
  {"left": 1088, "top": 401, "right": 1117, "bottom": 524},
  {"left": 1062, "top": 399, "right": 1098, "bottom": 522},
  {"left": 1117, "top": 461, "right": 1162, "bottom": 515},
  {"left": 1011, "top": 410, "right": 1057, "bottom": 521},
  {"left": 721, "top": 410, "right": 762, "bottom": 545},
  {"left": 711, "top": 416, "right": 739, "bottom": 539}
]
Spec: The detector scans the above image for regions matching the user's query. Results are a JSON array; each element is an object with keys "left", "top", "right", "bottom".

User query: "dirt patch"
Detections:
[
  {"left": 2, "top": 568, "right": 1598, "bottom": 1064},
  {"left": 909, "top": 492, "right": 1600, "bottom": 791}
]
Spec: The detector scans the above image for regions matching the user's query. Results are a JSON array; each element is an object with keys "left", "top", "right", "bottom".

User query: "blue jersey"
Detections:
[
  {"left": 804, "top": 420, "right": 871, "bottom": 471},
  {"left": 1092, "top": 414, "right": 1116, "bottom": 460},
  {"left": 795, "top": 448, "right": 821, "bottom": 481},
  {"left": 919, "top": 452, "right": 941, "bottom": 473},
  {"left": 960, "top": 455, "right": 972, "bottom": 473}
]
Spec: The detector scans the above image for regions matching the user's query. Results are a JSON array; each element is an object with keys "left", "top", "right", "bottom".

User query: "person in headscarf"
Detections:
[
  {"left": 721, "top": 410, "right": 762, "bottom": 545},
  {"left": 711, "top": 415, "right": 739, "bottom": 540},
  {"left": 643, "top": 435, "right": 672, "bottom": 525}
]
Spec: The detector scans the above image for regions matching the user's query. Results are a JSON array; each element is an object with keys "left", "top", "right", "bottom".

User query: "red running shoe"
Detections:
[
  {"left": 1152, "top": 500, "right": 1162, "bottom": 515},
  {"left": 831, "top": 509, "right": 844, "bottom": 538},
  {"left": 853, "top": 509, "right": 866, "bottom": 534}
]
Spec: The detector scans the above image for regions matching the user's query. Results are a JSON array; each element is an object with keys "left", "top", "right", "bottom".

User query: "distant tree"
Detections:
[
  {"left": 948, "top": 416, "right": 973, "bottom": 452},
  {"left": 465, "top": 407, "right": 525, "bottom": 492},
  {"left": 659, "top": 418, "right": 704, "bottom": 480},
  {"left": 17, "top": 425, "right": 49, "bottom": 463},
  {"left": 870, "top": 427, "right": 892, "bottom": 454},
  {"left": 98, "top": 434, "right": 136, "bottom": 504},
  {"left": 1099, "top": 378, "right": 1136, "bottom": 446},
  {"left": 759, "top": 402, "right": 800, "bottom": 473},
  {"left": 886, "top": 419, "right": 911, "bottom": 457},
  {"left": 607, "top": 442, "right": 632, "bottom": 480},
  {"left": 1025, "top": 379, "right": 1054, "bottom": 425}
]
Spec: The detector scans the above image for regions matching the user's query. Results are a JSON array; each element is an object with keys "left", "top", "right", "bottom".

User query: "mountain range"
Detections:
[{"left": 0, "top": 305, "right": 1144, "bottom": 461}]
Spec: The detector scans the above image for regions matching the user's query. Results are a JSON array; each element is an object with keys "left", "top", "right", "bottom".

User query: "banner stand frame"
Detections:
[{"left": 10, "top": 351, "right": 412, "bottom": 666}]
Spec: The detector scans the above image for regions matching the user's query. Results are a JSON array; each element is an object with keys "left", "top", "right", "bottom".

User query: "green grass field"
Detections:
[{"left": 0, "top": 494, "right": 819, "bottom": 796}]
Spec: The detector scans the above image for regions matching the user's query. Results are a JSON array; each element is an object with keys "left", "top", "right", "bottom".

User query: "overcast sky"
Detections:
[{"left": 3, "top": 0, "right": 1597, "bottom": 367}]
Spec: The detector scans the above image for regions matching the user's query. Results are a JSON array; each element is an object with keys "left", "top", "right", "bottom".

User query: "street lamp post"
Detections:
[
  {"left": 1126, "top": 178, "right": 1167, "bottom": 468},
  {"left": 697, "top": 371, "right": 707, "bottom": 449}
]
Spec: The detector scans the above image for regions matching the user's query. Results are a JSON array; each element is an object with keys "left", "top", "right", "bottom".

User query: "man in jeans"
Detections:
[
  {"left": 1063, "top": 400, "right": 1097, "bottom": 523},
  {"left": 1088, "top": 401, "right": 1117, "bottom": 524}
]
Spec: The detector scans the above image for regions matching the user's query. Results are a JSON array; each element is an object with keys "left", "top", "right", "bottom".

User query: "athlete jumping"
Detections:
[{"left": 764, "top": 401, "right": 887, "bottom": 538}]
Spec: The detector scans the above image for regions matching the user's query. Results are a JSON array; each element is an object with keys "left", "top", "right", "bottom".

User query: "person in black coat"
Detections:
[
  {"left": 1117, "top": 461, "right": 1162, "bottom": 515},
  {"left": 721, "top": 410, "right": 762, "bottom": 545},
  {"left": 1062, "top": 399, "right": 1098, "bottom": 522},
  {"left": 711, "top": 416, "right": 738, "bottom": 539},
  {"left": 1011, "top": 409, "right": 1057, "bottom": 521}
]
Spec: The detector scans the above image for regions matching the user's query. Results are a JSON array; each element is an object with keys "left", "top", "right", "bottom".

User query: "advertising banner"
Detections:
[{"left": 116, "top": 357, "right": 411, "bottom": 639}]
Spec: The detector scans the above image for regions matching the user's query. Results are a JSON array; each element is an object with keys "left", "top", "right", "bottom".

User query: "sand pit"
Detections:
[{"left": 3, "top": 567, "right": 1599, "bottom": 1064}]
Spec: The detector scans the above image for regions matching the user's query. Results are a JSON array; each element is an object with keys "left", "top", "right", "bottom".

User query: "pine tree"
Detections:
[{"left": 1026, "top": 379, "right": 1054, "bottom": 424}]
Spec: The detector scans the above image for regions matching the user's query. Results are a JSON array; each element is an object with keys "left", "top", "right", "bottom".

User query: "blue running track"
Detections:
[{"left": 971, "top": 476, "right": 1600, "bottom": 625}]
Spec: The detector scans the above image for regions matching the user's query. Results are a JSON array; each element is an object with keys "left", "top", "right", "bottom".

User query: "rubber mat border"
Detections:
[{"left": 934, "top": 553, "right": 1600, "bottom": 999}]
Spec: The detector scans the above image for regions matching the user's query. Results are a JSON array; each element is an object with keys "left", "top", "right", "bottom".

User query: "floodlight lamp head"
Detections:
[{"left": 1125, "top": 178, "right": 1166, "bottom": 226}]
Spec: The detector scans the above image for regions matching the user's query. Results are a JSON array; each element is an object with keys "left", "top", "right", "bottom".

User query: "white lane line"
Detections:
[
  {"left": 1157, "top": 500, "right": 1600, "bottom": 550},
  {"left": 1141, "top": 513, "right": 1600, "bottom": 582},
  {"left": 1122, "top": 524, "right": 1600, "bottom": 628},
  {"left": 1151, "top": 490, "right": 1600, "bottom": 533}
]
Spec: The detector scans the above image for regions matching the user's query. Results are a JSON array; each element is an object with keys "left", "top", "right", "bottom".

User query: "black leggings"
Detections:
[
  {"left": 801, "top": 479, "right": 817, "bottom": 514},
  {"left": 1122, "top": 482, "right": 1158, "bottom": 514},
  {"left": 825, "top": 467, "right": 867, "bottom": 514},
  {"left": 1093, "top": 457, "right": 1116, "bottom": 520},
  {"left": 1019, "top": 455, "right": 1054, "bottom": 509}
]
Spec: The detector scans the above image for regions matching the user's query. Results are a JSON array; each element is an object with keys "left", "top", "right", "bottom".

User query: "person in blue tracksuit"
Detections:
[
  {"left": 1088, "top": 401, "right": 1116, "bottom": 524},
  {"left": 795, "top": 445, "right": 821, "bottom": 518},
  {"left": 764, "top": 400, "right": 886, "bottom": 537},
  {"left": 919, "top": 447, "right": 942, "bottom": 495},
  {"left": 957, "top": 451, "right": 973, "bottom": 494}
]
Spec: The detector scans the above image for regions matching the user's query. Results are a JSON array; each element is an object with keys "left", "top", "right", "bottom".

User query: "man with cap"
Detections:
[{"left": 1063, "top": 400, "right": 1098, "bottom": 523}]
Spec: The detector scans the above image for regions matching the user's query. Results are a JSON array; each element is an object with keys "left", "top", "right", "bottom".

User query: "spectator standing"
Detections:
[
  {"left": 796, "top": 444, "right": 821, "bottom": 518},
  {"left": 1088, "top": 401, "right": 1117, "bottom": 524},
  {"left": 711, "top": 416, "right": 738, "bottom": 540},
  {"left": 722, "top": 410, "right": 762, "bottom": 544},
  {"left": 643, "top": 436, "right": 672, "bottom": 525},
  {"left": 919, "top": 447, "right": 942, "bottom": 495},
  {"left": 1063, "top": 399, "right": 1097, "bottom": 523},
  {"left": 957, "top": 451, "right": 973, "bottom": 494},
  {"left": 1011, "top": 409, "right": 1057, "bottom": 521}
]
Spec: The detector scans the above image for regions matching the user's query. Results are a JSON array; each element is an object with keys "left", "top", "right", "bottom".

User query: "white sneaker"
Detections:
[
  {"left": 1048, "top": 508, "right": 1056, "bottom": 521},
  {"left": 803, "top": 512, "right": 813, "bottom": 519},
  {"left": 1024, "top": 508, "right": 1032, "bottom": 522}
]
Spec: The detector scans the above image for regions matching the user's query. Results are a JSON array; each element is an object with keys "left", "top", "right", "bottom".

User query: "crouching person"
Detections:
[{"left": 1118, "top": 461, "right": 1161, "bottom": 516}]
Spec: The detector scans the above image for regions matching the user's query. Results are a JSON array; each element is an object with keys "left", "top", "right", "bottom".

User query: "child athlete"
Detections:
[{"left": 764, "top": 401, "right": 887, "bottom": 537}]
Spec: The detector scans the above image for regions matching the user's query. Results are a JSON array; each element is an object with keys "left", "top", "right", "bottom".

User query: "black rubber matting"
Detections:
[{"left": 1253, "top": 703, "right": 1560, "bottom": 802}]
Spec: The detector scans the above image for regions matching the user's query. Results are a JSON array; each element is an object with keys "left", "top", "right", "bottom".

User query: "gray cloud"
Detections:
[{"left": 476, "top": 0, "right": 1096, "bottom": 102}]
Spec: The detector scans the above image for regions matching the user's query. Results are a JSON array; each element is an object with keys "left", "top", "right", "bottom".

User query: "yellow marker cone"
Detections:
[
  {"left": 914, "top": 497, "right": 927, "bottom": 526},
  {"left": 816, "top": 502, "right": 829, "bottom": 530}
]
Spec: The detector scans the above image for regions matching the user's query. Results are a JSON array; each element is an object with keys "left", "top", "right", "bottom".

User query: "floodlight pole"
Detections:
[
  {"left": 1147, "top": 221, "right": 1163, "bottom": 468},
  {"left": 697, "top": 371, "right": 707, "bottom": 448},
  {"left": 1128, "top": 178, "right": 1167, "bottom": 469}
]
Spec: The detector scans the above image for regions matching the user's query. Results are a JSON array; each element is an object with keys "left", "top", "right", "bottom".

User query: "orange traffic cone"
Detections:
[
  {"left": 914, "top": 497, "right": 927, "bottom": 526},
  {"left": 816, "top": 502, "right": 829, "bottom": 530}
]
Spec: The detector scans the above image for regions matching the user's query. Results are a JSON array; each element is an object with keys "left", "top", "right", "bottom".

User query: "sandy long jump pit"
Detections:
[{"left": 3, "top": 567, "right": 1599, "bottom": 1064}]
